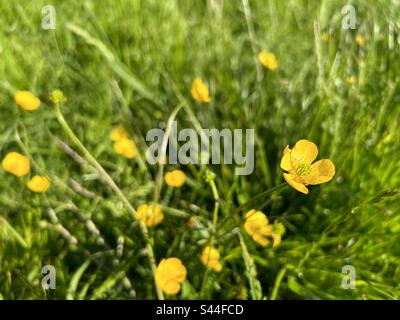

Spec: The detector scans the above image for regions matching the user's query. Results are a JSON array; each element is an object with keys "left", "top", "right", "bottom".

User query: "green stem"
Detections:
[
  {"left": 270, "top": 267, "right": 287, "bottom": 300},
  {"left": 153, "top": 103, "right": 184, "bottom": 203},
  {"left": 200, "top": 171, "right": 220, "bottom": 295},
  {"left": 217, "top": 182, "right": 287, "bottom": 231},
  {"left": 54, "top": 103, "right": 164, "bottom": 300}
]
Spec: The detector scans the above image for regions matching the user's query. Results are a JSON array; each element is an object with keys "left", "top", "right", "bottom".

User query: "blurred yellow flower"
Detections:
[
  {"left": 155, "top": 257, "right": 187, "bottom": 295},
  {"left": 280, "top": 139, "right": 335, "bottom": 194},
  {"left": 113, "top": 137, "right": 137, "bottom": 159},
  {"left": 321, "top": 32, "right": 330, "bottom": 43},
  {"left": 15, "top": 91, "right": 41, "bottom": 111},
  {"left": 271, "top": 234, "right": 281, "bottom": 247},
  {"left": 27, "top": 175, "right": 50, "bottom": 193},
  {"left": 110, "top": 125, "right": 129, "bottom": 142},
  {"left": 244, "top": 210, "right": 284, "bottom": 247},
  {"left": 346, "top": 76, "right": 357, "bottom": 85},
  {"left": 244, "top": 209, "right": 273, "bottom": 246},
  {"left": 258, "top": 51, "right": 279, "bottom": 70},
  {"left": 355, "top": 34, "right": 365, "bottom": 46},
  {"left": 1, "top": 152, "right": 30, "bottom": 177},
  {"left": 201, "top": 246, "right": 222, "bottom": 272},
  {"left": 186, "top": 216, "right": 200, "bottom": 229},
  {"left": 154, "top": 110, "right": 163, "bottom": 119},
  {"left": 165, "top": 169, "right": 186, "bottom": 188},
  {"left": 191, "top": 78, "right": 210, "bottom": 103},
  {"left": 136, "top": 204, "right": 164, "bottom": 227},
  {"left": 49, "top": 89, "right": 67, "bottom": 104}
]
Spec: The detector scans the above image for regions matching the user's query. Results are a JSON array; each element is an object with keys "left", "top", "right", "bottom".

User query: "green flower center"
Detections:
[{"left": 296, "top": 164, "right": 312, "bottom": 177}]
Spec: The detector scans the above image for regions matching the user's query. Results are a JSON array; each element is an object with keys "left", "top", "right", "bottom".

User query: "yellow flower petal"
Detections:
[
  {"left": 27, "top": 176, "right": 51, "bottom": 193},
  {"left": 1, "top": 152, "right": 30, "bottom": 177},
  {"left": 280, "top": 145, "right": 292, "bottom": 171},
  {"left": 201, "top": 246, "right": 222, "bottom": 272},
  {"left": 253, "top": 233, "right": 270, "bottom": 247},
  {"left": 165, "top": 169, "right": 186, "bottom": 188},
  {"left": 305, "top": 159, "right": 336, "bottom": 185},
  {"left": 272, "top": 234, "right": 281, "bottom": 247},
  {"left": 110, "top": 125, "right": 129, "bottom": 142},
  {"left": 136, "top": 204, "right": 164, "bottom": 227},
  {"left": 191, "top": 78, "right": 210, "bottom": 103},
  {"left": 163, "top": 280, "right": 181, "bottom": 295},
  {"left": 355, "top": 35, "right": 365, "bottom": 46},
  {"left": 283, "top": 173, "right": 309, "bottom": 194},
  {"left": 155, "top": 257, "right": 187, "bottom": 295},
  {"left": 113, "top": 138, "right": 137, "bottom": 159},
  {"left": 291, "top": 139, "right": 318, "bottom": 166},
  {"left": 15, "top": 91, "right": 41, "bottom": 111},
  {"left": 258, "top": 51, "right": 279, "bottom": 70},
  {"left": 244, "top": 210, "right": 274, "bottom": 246}
]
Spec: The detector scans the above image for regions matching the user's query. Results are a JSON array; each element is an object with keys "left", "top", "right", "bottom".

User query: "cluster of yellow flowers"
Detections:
[
  {"left": 111, "top": 125, "right": 137, "bottom": 159},
  {"left": 1, "top": 91, "right": 51, "bottom": 193},
  {"left": 1, "top": 152, "right": 50, "bottom": 193},
  {"left": 7, "top": 83, "right": 336, "bottom": 298}
]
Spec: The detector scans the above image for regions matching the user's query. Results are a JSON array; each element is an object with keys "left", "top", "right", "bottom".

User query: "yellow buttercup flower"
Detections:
[
  {"left": 280, "top": 139, "right": 335, "bottom": 194},
  {"left": 136, "top": 204, "right": 164, "bottom": 227},
  {"left": 1, "top": 152, "right": 30, "bottom": 177},
  {"left": 201, "top": 246, "right": 222, "bottom": 272},
  {"left": 191, "top": 78, "right": 210, "bottom": 103},
  {"left": 110, "top": 125, "right": 129, "bottom": 142},
  {"left": 15, "top": 91, "right": 41, "bottom": 111},
  {"left": 244, "top": 210, "right": 273, "bottom": 246},
  {"left": 113, "top": 138, "right": 137, "bottom": 159},
  {"left": 244, "top": 210, "right": 284, "bottom": 247},
  {"left": 165, "top": 169, "right": 186, "bottom": 188},
  {"left": 355, "top": 34, "right": 365, "bottom": 46},
  {"left": 27, "top": 176, "right": 51, "bottom": 193},
  {"left": 258, "top": 51, "right": 279, "bottom": 70},
  {"left": 155, "top": 257, "right": 187, "bottom": 295}
]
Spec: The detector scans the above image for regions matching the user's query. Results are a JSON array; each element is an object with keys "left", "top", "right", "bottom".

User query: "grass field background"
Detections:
[{"left": 1, "top": 0, "right": 400, "bottom": 299}]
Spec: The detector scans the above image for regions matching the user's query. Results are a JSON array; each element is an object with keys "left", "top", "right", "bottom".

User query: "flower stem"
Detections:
[
  {"left": 153, "top": 103, "right": 184, "bottom": 203},
  {"left": 200, "top": 171, "right": 220, "bottom": 295},
  {"left": 217, "top": 182, "right": 287, "bottom": 231},
  {"left": 54, "top": 103, "right": 164, "bottom": 300}
]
